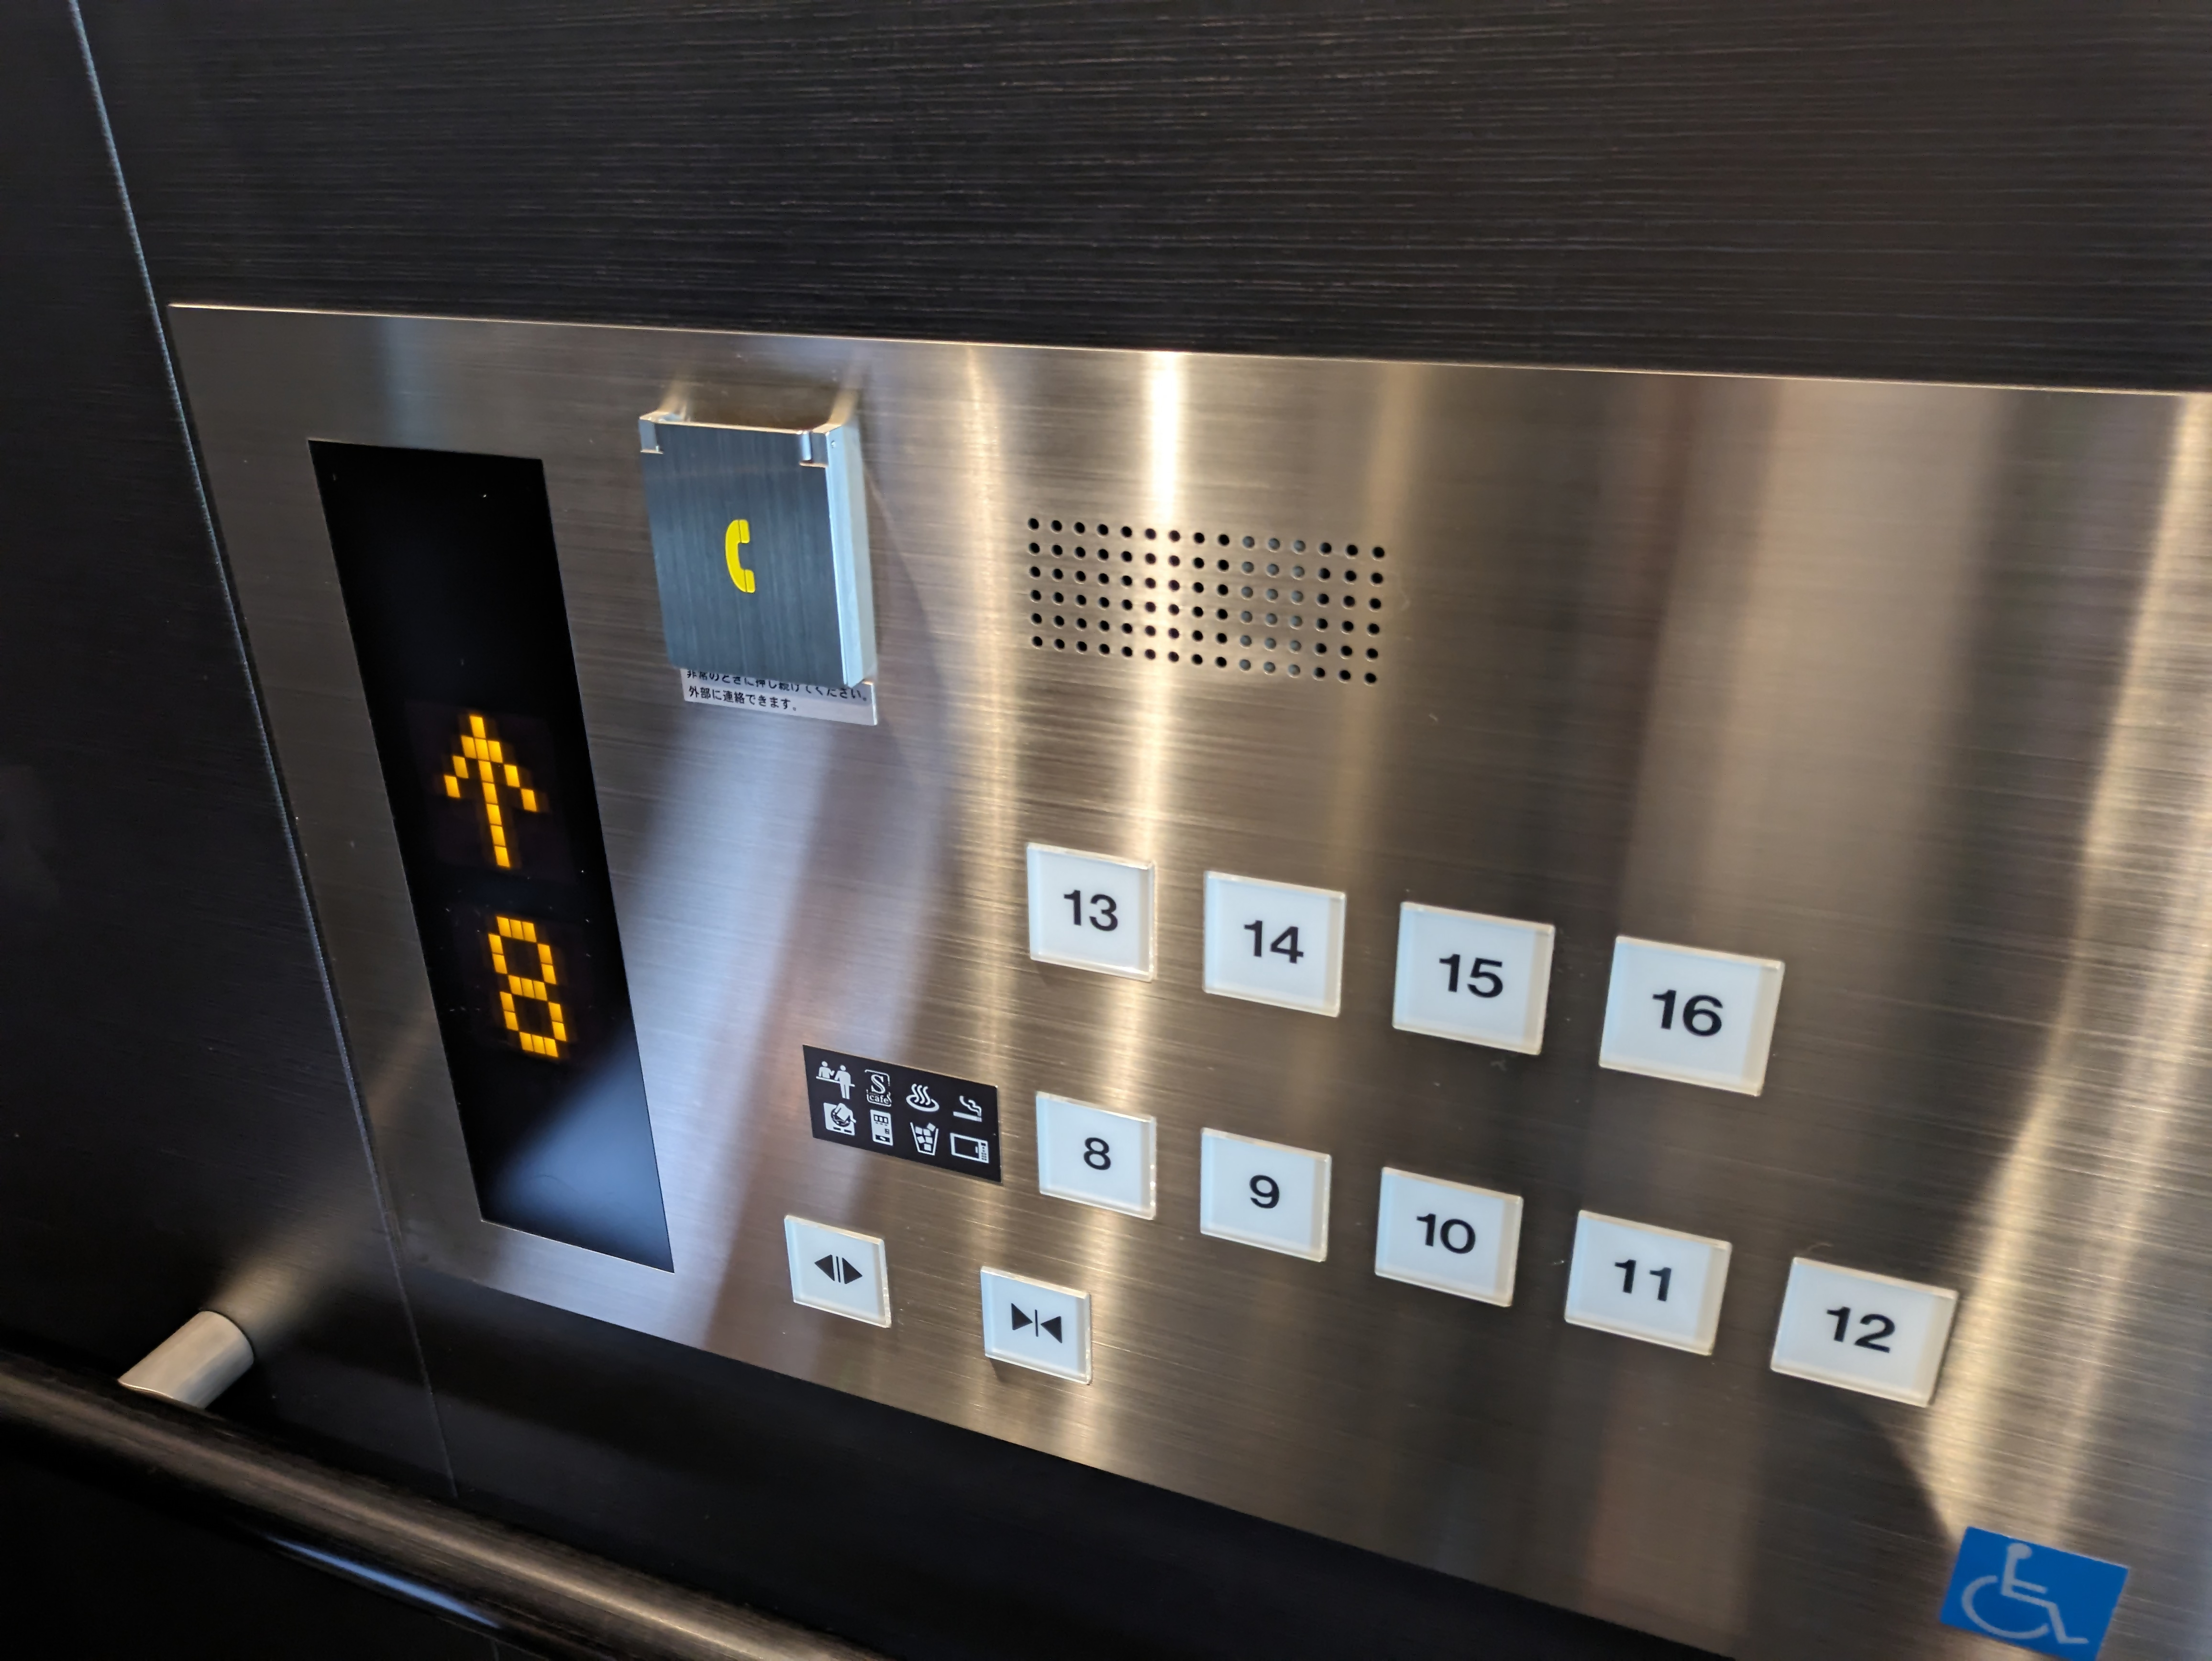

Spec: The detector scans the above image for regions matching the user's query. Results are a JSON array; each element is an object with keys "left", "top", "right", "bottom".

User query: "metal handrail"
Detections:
[{"left": 0, "top": 1348, "right": 883, "bottom": 1661}]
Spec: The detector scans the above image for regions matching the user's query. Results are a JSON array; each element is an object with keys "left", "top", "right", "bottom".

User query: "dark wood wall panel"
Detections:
[
  {"left": 0, "top": 0, "right": 446, "bottom": 1482},
  {"left": 85, "top": 1, "right": 2212, "bottom": 389}
]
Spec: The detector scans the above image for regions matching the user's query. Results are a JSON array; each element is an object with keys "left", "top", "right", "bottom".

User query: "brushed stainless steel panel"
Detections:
[{"left": 170, "top": 305, "right": 2212, "bottom": 1659}]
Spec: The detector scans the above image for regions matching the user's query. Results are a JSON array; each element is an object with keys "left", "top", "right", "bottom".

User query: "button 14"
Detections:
[
  {"left": 1202, "top": 871, "right": 1346, "bottom": 1016},
  {"left": 1373, "top": 1168, "right": 1523, "bottom": 1305}
]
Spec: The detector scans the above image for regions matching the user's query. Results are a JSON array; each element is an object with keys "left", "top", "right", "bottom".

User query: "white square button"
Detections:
[
  {"left": 1027, "top": 843, "right": 1154, "bottom": 979},
  {"left": 1036, "top": 1094, "right": 1156, "bottom": 1219},
  {"left": 1770, "top": 1258, "right": 1959, "bottom": 1406},
  {"left": 1563, "top": 1211, "right": 1731, "bottom": 1355},
  {"left": 1203, "top": 872, "right": 1345, "bottom": 1016},
  {"left": 1199, "top": 1129, "right": 1331, "bottom": 1260},
  {"left": 980, "top": 1267, "right": 1092, "bottom": 1383},
  {"left": 1598, "top": 936, "right": 1785, "bottom": 1095},
  {"left": 1391, "top": 903, "right": 1556, "bottom": 1054},
  {"left": 1373, "top": 1169, "right": 1524, "bottom": 1305},
  {"left": 784, "top": 1216, "right": 890, "bottom": 1328}
]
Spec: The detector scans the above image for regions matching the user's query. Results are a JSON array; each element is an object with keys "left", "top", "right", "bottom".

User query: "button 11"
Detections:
[{"left": 1563, "top": 1210, "right": 1732, "bottom": 1354}]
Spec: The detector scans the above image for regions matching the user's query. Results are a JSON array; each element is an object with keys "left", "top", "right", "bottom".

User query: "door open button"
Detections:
[{"left": 784, "top": 1216, "right": 891, "bottom": 1328}]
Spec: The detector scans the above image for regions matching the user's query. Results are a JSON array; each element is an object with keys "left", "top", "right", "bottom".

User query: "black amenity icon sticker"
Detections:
[{"left": 805, "top": 1045, "right": 1001, "bottom": 1183}]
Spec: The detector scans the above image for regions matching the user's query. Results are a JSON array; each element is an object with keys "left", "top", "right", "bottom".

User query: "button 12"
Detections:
[{"left": 1770, "top": 1257, "right": 1959, "bottom": 1406}]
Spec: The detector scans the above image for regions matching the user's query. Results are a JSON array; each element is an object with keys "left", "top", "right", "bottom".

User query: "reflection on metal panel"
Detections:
[{"left": 172, "top": 305, "right": 2211, "bottom": 1659}]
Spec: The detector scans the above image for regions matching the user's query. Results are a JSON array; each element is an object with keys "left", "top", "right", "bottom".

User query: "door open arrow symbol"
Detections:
[
  {"left": 1009, "top": 1305, "right": 1063, "bottom": 1342},
  {"left": 815, "top": 1254, "right": 863, "bottom": 1285}
]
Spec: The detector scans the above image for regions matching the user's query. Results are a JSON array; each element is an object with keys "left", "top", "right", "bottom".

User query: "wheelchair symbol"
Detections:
[{"left": 1961, "top": 1542, "right": 2089, "bottom": 1647}]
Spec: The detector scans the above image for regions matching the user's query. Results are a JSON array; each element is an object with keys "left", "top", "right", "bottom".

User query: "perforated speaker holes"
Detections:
[{"left": 1021, "top": 519, "right": 1384, "bottom": 684}]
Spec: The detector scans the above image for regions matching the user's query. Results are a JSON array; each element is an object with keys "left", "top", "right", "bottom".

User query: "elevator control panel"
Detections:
[{"left": 178, "top": 308, "right": 2179, "bottom": 1661}]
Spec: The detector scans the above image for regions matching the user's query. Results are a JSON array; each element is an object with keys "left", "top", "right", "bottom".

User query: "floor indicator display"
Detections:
[
  {"left": 1372, "top": 1168, "right": 1524, "bottom": 1304},
  {"left": 980, "top": 1268, "right": 1093, "bottom": 1383},
  {"left": 1035, "top": 1094, "right": 1158, "bottom": 1218},
  {"left": 1391, "top": 904, "right": 1556, "bottom": 1054},
  {"left": 805, "top": 1046, "right": 1001, "bottom": 1181},
  {"left": 1026, "top": 843, "right": 1156, "bottom": 979},
  {"left": 1202, "top": 872, "right": 1347, "bottom": 1015},
  {"left": 1562, "top": 1211, "right": 1732, "bottom": 1354},
  {"left": 311, "top": 443, "right": 672, "bottom": 1270},
  {"left": 1198, "top": 1129, "right": 1332, "bottom": 1260},
  {"left": 784, "top": 1217, "right": 892, "bottom": 1327},
  {"left": 1769, "top": 1257, "right": 1960, "bottom": 1406},
  {"left": 1597, "top": 936, "right": 1786, "bottom": 1095},
  {"left": 1939, "top": 1529, "right": 2128, "bottom": 1658}
]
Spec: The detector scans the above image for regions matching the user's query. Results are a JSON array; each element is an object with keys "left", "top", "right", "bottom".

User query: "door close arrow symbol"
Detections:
[
  {"left": 1041, "top": 1316, "right": 1063, "bottom": 1342},
  {"left": 1010, "top": 1305, "right": 1032, "bottom": 1332}
]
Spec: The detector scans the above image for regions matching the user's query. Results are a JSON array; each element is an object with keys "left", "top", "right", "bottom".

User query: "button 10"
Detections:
[{"left": 1372, "top": 1168, "right": 1523, "bottom": 1305}]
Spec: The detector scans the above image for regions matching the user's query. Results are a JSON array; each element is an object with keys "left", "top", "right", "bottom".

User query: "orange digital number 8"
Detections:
[{"left": 488, "top": 915, "right": 567, "bottom": 1060}]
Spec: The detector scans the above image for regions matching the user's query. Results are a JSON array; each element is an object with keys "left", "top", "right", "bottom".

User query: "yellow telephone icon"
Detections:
[{"left": 725, "top": 518, "right": 756, "bottom": 593}]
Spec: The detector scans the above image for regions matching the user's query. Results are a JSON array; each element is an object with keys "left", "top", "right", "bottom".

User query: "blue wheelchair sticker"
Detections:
[{"left": 1939, "top": 1528, "right": 2128, "bottom": 1657}]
